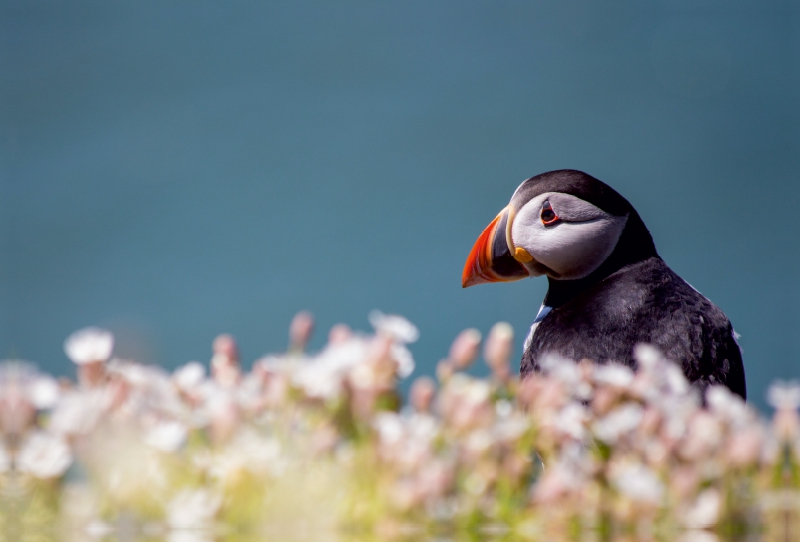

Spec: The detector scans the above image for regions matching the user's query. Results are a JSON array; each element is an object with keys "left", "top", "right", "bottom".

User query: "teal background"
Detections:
[{"left": 2, "top": 1, "right": 798, "bottom": 409}]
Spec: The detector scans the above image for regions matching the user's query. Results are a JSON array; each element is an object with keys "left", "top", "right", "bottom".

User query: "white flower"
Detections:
[
  {"left": 0, "top": 361, "right": 60, "bottom": 409},
  {"left": 593, "top": 364, "right": 634, "bottom": 387},
  {"left": 539, "top": 354, "right": 578, "bottom": 380},
  {"left": 109, "top": 359, "right": 169, "bottom": 387},
  {"left": 407, "top": 412, "right": 439, "bottom": 442},
  {"left": 677, "top": 531, "right": 720, "bottom": 542},
  {"left": 682, "top": 411, "right": 724, "bottom": 457},
  {"left": 167, "top": 531, "right": 214, "bottom": 542},
  {"left": 658, "top": 395, "right": 697, "bottom": 440},
  {"left": 706, "top": 385, "right": 750, "bottom": 426},
  {"left": 144, "top": 420, "right": 188, "bottom": 452},
  {"left": 208, "top": 430, "right": 284, "bottom": 481},
  {"left": 767, "top": 381, "right": 800, "bottom": 410},
  {"left": 292, "top": 360, "right": 344, "bottom": 400},
  {"left": 349, "top": 363, "right": 380, "bottom": 389},
  {"left": 465, "top": 429, "right": 494, "bottom": 454},
  {"left": 174, "top": 361, "right": 207, "bottom": 392},
  {"left": 27, "top": 375, "right": 60, "bottom": 409},
  {"left": 85, "top": 521, "right": 114, "bottom": 537},
  {"left": 682, "top": 488, "right": 721, "bottom": 528},
  {"left": 374, "top": 412, "right": 404, "bottom": 445},
  {"left": 494, "top": 414, "right": 530, "bottom": 442},
  {"left": 663, "top": 364, "right": 691, "bottom": 395},
  {"left": 64, "top": 327, "right": 114, "bottom": 365},
  {"left": 533, "top": 451, "right": 587, "bottom": 501},
  {"left": 108, "top": 360, "right": 191, "bottom": 421},
  {"left": 495, "top": 399, "right": 513, "bottom": 418},
  {"left": 234, "top": 372, "right": 265, "bottom": 411},
  {"left": 459, "top": 377, "right": 492, "bottom": 405},
  {"left": 48, "top": 389, "right": 109, "bottom": 436},
  {"left": 556, "top": 402, "right": 590, "bottom": 441},
  {"left": 633, "top": 343, "right": 664, "bottom": 371},
  {"left": 15, "top": 431, "right": 73, "bottom": 478},
  {"left": 368, "top": 311, "right": 419, "bottom": 343},
  {"left": 592, "top": 403, "right": 644, "bottom": 444},
  {"left": 540, "top": 355, "right": 591, "bottom": 399},
  {"left": 167, "top": 489, "right": 222, "bottom": 529},
  {"left": 289, "top": 336, "right": 370, "bottom": 399},
  {"left": 390, "top": 343, "right": 415, "bottom": 378},
  {"left": 610, "top": 462, "right": 664, "bottom": 504}
]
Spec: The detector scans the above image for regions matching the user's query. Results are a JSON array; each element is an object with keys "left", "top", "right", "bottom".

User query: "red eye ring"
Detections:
[{"left": 540, "top": 201, "right": 560, "bottom": 225}]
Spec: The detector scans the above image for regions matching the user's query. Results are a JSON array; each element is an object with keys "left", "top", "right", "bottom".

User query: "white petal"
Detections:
[
  {"left": 167, "top": 489, "right": 222, "bottom": 528},
  {"left": 368, "top": 311, "right": 419, "bottom": 343},
  {"left": 16, "top": 431, "right": 73, "bottom": 479},
  {"left": 28, "top": 375, "right": 60, "bottom": 409},
  {"left": 767, "top": 380, "right": 800, "bottom": 410},
  {"left": 173, "top": 361, "right": 206, "bottom": 392},
  {"left": 64, "top": 327, "right": 114, "bottom": 365},
  {"left": 144, "top": 420, "right": 188, "bottom": 452}
]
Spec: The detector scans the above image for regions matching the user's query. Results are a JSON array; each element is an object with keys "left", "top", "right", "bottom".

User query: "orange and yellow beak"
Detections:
[{"left": 461, "top": 206, "right": 531, "bottom": 288}]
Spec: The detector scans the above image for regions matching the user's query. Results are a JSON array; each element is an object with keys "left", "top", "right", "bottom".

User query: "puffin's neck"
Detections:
[{"left": 542, "top": 210, "right": 659, "bottom": 309}]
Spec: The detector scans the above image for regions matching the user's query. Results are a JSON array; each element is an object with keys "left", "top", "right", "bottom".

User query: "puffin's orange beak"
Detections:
[{"left": 462, "top": 206, "right": 530, "bottom": 288}]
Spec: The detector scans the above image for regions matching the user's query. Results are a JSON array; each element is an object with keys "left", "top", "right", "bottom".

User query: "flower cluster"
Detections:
[{"left": 0, "top": 313, "right": 798, "bottom": 541}]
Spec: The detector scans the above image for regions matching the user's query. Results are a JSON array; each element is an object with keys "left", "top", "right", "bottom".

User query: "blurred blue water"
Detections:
[{"left": 1, "top": 1, "right": 798, "bottom": 410}]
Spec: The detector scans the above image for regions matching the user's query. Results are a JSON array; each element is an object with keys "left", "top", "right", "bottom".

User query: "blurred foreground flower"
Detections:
[
  {"left": 16, "top": 430, "right": 72, "bottom": 479},
  {"left": 64, "top": 326, "right": 114, "bottom": 388},
  {"left": 0, "top": 311, "right": 797, "bottom": 541}
]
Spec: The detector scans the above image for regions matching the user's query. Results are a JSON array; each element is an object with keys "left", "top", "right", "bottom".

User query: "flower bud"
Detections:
[
  {"left": 328, "top": 323, "right": 352, "bottom": 344},
  {"left": 410, "top": 376, "right": 436, "bottom": 413},
  {"left": 212, "top": 333, "right": 239, "bottom": 362},
  {"left": 436, "top": 360, "right": 454, "bottom": 383},
  {"left": 448, "top": 328, "right": 481, "bottom": 370},
  {"left": 289, "top": 311, "right": 315, "bottom": 353},
  {"left": 484, "top": 323, "right": 513, "bottom": 379},
  {"left": 211, "top": 334, "right": 240, "bottom": 387}
]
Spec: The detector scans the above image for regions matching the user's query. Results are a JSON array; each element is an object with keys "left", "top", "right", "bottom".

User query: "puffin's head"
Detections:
[{"left": 462, "top": 169, "right": 656, "bottom": 287}]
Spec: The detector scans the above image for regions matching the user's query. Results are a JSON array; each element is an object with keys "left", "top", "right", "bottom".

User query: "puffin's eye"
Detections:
[{"left": 540, "top": 201, "right": 559, "bottom": 225}]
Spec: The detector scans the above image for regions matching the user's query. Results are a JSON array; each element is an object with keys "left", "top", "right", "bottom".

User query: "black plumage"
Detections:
[
  {"left": 522, "top": 257, "right": 747, "bottom": 399},
  {"left": 516, "top": 170, "right": 746, "bottom": 399}
]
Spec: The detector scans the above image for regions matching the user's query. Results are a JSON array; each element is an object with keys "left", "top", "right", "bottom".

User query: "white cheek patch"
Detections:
[{"left": 511, "top": 193, "right": 628, "bottom": 280}]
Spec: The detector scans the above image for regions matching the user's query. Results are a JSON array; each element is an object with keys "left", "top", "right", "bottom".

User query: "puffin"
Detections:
[{"left": 462, "top": 169, "right": 746, "bottom": 400}]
